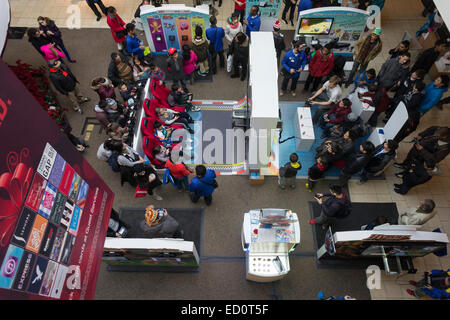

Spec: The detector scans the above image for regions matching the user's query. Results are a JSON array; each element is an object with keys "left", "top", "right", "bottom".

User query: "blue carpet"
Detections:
[{"left": 278, "top": 102, "right": 370, "bottom": 178}]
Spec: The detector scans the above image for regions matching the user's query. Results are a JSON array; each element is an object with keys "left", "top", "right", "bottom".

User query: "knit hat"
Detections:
[
  {"left": 168, "top": 47, "right": 177, "bottom": 55},
  {"left": 145, "top": 205, "right": 161, "bottom": 226},
  {"left": 273, "top": 20, "right": 280, "bottom": 31},
  {"left": 195, "top": 24, "right": 203, "bottom": 37},
  {"left": 372, "top": 28, "right": 382, "bottom": 36},
  {"left": 347, "top": 112, "right": 358, "bottom": 121}
]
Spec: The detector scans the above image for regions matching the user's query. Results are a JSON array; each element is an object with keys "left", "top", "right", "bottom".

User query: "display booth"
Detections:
[
  {"left": 245, "top": 0, "right": 282, "bottom": 32},
  {"left": 242, "top": 209, "right": 300, "bottom": 282},
  {"left": 140, "top": 4, "right": 210, "bottom": 54},
  {"left": 0, "top": 61, "right": 114, "bottom": 300}
]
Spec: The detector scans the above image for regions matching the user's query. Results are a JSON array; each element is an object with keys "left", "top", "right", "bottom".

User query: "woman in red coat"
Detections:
[
  {"left": 304, "top": 44, "right": 335, "bottom": 92},
  {"left": 106, "top": 6, "right": 126, "bottom": 50}
]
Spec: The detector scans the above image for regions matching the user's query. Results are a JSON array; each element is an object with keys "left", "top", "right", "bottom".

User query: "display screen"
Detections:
[{"left": 298, "top": 18, "right": 334, "bottom": 35}]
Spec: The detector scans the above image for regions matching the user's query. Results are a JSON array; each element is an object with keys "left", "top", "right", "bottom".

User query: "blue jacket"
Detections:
[
  {"left": 126, "top": 34, "right": 144, "bottom": 57},
  {"left": 418, "top": 83, "right": 448, "bottom": 114},
  {"left": 206, "top": 26, "right": 225, "bottom": 53},
  {"left": 245, "top": 14, "right": 261, "bottom": 38},
  {"left": 281, "top": 49, "right": 308, "bottom": 78},
  {"left": 421, "top": 269, "right": 450, "bottom": 300},
  {"left": 189, "top": 170, "right": 216, "bottom": 196},
  {"left": 353, "top": 71, "right": 376, "bottom": 87},
  {"left": 298, "top": 0, "right": 313, "bottom": 12}
]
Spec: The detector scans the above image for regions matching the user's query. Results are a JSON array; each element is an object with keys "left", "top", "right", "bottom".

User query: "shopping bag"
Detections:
[
  {"left": 134, "top": 185, "right": 148, "bottom": 198},
  {"left": 144, "top": 46, "right": 151, "bottom": 56},
  {"left": 226, "top": 55, "right": 233, "bottom": 73}
]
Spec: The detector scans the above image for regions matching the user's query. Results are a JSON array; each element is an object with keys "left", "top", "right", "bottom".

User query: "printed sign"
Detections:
[
  {"left": 60, "top": 200, "right": 74, "bottom": 231},
  {"left": 25, "top": 214, "right": 48, "bottom": 254},
  {"left": 38, "top": 183, "right": 57, "bottom": 219},
  {"left": 76, "top": 180, "right": 89, "bottom": 209},
  {"left": 39, "top": 223, "right": 57, "bottom": 258},
  {"left": 27, "top": 256, "right": 48, "bottom": 294},
  {"left": 59, "top": 164, "right": 75, "bottom": 196},
  {"left": 0, "top": 244, "right": 24, "bottom": 289},
  {"left": 36, "top": 143, "right": 57, "bottom": 180},
  {"left": 59, "top": 232, "right": 75, "bottom": 265},
  {"left": 39, "top": 260, "right": 59, "bottom": 297},
  {"left": 49, "top": 228, "right": 65, "bottom": 262},
  {"left": 11, "top": 251, "right": 36, "bottom": 292},
  {"left": 49, "top": 192, "right": 66, "bottom": 226},
  {"left": 69, "top": 206, "right": 82, "bottom": 236},
  {"left": 25, "top": 173, "right": 47, "bottom": 212},
  {"left": 48, "top": 154, "right": 66, "bottom": 189},
  {"left": 10, "top": 207, "right": 36, "bottom": 248},
  {"left": 68, "top": 173, "right": 81, "bottom": 203},
  {"left": 50, "top": 264, "right": 68, "bottom": 299}
]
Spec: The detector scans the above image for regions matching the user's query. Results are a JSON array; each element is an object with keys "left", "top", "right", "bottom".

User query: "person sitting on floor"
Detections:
[
  {"left": 106, "top": 122, "right": 129, "bottom": 142},
  {"left": 167, "top": 83, "right": 200, "bottom": 112},
  {"left": 358, "top": 139, "right": 398, "bottom": 184},
  {"left": 305, "top": 156, "right": 328, "bottom": 192},
  {"left": 318, "top": 98, "right": 352, "bottom": 138},
  {"left": 309, "top": 184, "right": 352, "bottom": 230},
  {"left": 361, "top": 216, "right": 389, "bottom": 231},
  {"left": 328, "top": 112, "right": 366, "bottom": 139},
  {"left": 398, "top": 199, "right": 437, "bottom": 225},
  {"left": 155, "top": 107, "right": 194, "bottom": 133}
]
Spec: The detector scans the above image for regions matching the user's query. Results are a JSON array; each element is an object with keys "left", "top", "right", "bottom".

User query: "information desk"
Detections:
[
  {"left": 294, "top": 107, "right": 315, "bottom": 152},
  {"left": 242, "top": 209, "right": 300, "bottom": 282}
]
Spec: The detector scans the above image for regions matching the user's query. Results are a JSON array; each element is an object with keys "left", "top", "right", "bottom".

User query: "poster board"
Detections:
[
  {"left": 294, "top": 7, "right": 370, "bottom": 56},
  {"left": 0, "top": 60, "right": 114, "bottom": 300},
  {"left": 141, "top": 4, "right": 210, "bottom": 54},
  {"left": 0, "top": 0, "right": 9, "bottom": 57},
  {"left": 245, "top": 0, "right": 282, "bottom": 32}
]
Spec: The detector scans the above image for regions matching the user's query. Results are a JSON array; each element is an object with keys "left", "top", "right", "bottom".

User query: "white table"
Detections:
[
  {"left": 293, "top": 107, "right": 315, "bottom": 152},
  {"left": 348, "top": 92, "right": 375, "bottom": 124}
]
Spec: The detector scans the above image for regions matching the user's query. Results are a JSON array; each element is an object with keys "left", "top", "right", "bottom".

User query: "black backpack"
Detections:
[{"left": 108, "top": 151, "right": 121, "bottom": 172}]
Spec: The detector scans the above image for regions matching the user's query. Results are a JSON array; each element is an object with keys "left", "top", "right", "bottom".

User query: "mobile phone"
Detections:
[{"left": 273, "top": 256, "right": 284, "bottom": 273}]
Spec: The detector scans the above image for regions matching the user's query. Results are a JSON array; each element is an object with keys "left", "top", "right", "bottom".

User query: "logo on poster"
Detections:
[
  {"left": 0, "top": 97, "right": 12, "bottom": 127},
  {"left": 2, "top": 256, "right": 18, "bottom": 277}
]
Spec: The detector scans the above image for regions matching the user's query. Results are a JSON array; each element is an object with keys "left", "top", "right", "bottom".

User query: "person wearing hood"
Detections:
[
  {"left": 418, "top": 75, "right": 449, "bottom": 115},
  {"left": 91, "top": 77, "right": 116, "bottom": 102},
  {"left": 27, "top": 28, "right": 51, "bottom": 57},
  {"left": 273, "top": 21, "right": 286, "bottom": 67},
  {"left": 358, "top": 139, "right": 398, "bottom": 184},
  {"left": 243, "top": 5, "right": 261, "bottom": 39},
  {"left": 142, "top": 205, "right": 183, "bottom": 237},
  {"left": 106, "top": 6, "right": 126, "bottom": 51},
  {"left": 229, "top": 32, "right": 249, "bottom": 81},
  {"left": 280, "top": 40, "right": 308, "bottom": 96},
  {"left": 108, "top": 52, "right": 134, "bottom": 87},
  {"left": 191, "top": 26, "right": 210, "bottom": 77},
  {"left": 304, "top": 43, "right": 334, "bottom": 92},
  {"left": 224, "top": 14, "right": 243, "bottom": 50}
]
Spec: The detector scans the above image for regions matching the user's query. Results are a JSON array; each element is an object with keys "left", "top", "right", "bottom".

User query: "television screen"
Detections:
[{"left": 298, "top": 18, "right": 334, "bottom": 35}]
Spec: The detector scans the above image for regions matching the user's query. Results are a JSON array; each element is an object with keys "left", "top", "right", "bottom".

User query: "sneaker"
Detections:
[
  {"left": 395, "top": 173, "right": 404, "bottom": 178},
  {"left": 96, "top": 16, "right": 101, "bottom": 21},
  {"left": 280, "top": 91, "right": 284, "bottom": 96},
  {"left": 309, "top": 219, "right": 317, "bottom": 225},
  {"left": 279, "top": 185, "right": 286, "bottom": 190},
  {"left": 406, "top": 289, "right": 416, "bottom": 297},
  {"left": 80, "top": 97, "right": 90, "bottom": 104},
  {"left": 409, "top": 280, "right": 417, "bottom": 286},
  {"left": 152, "top": 194, "right": 163, "bottom": 201},
  {"left": 291, "top": 91, "right": 296, "bottom": 97},
  {"left": 305, "top": 182, "right": 312, "bottom": 192}
]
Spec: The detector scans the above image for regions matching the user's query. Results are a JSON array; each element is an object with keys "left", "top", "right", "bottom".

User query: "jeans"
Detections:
[
  {"left": 311, "top": 92, "right": 332, "bottom": 123},
  {"left": 314, "top": 209, "right": 335, "bottom": 227},
  {"left": 55, "top": 40, "right": 73, "bottom": 62},
  {"left": 281, "top": 74, "right": 299, "bottom": 92},
  {"left": 190, "top": 192, "right": 212, "bottom": 206},
  {"left": 318, "top": 114, "right": 337, "bottom": 136},
  {"left": 86, "top": 0, "right": 107, "bottom": 18},
  {"left": 174, "top": 176, "right": 189, "bottom": 191},
  {"left": 282, "top": 1, "right": 296, "bottom": 22},
  {"left": 210, "top": 50, "right": 225, "bottom": 74},
  {"left": 234, "top": 9, "right": 245, "bottom": 23},
  {"left": 278, "top": 175, "right": 296, "bottom": 188},
  {"left": 304, "top": 74, "right": 322, "bottom": 92}
]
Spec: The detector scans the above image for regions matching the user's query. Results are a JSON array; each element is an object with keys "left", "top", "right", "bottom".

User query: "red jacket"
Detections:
[
  {"left": 309, "top": 49, "right": 335, "bottom": 78},
  {"left": 234, "top": 0, "right": 245, "bottom": 10},
  {"left": 164, "top": 160, "right": 191, "bottom": 178},
  {"left": 107, "top": 14, "right": 126, "bottom": 43},
  {"left": 326, "top": 103, "right": 352, "bottom": 124}
]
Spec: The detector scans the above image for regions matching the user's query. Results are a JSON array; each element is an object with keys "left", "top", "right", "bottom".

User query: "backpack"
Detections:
[{"left": 108, "top": 151, "right": 121, "bottom": 172}]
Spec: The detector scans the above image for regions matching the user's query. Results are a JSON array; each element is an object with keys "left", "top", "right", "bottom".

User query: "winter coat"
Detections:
[
  {"left": 91, "top": 77, "right": 116, "bottom": 101},
  {"left": 49, "top": 64, "right": 78, "bottom": 95},
  {"left": 398, "top": 206, "right": 437, "bottom": 225},
  {"left": 206, "top": 26, "right": 225, "bottom": 53},
  {"left": 309, "top": 48, "right": 335, "bottom": 78},
  {"left": 94, "top": 104, "right": 110, "bottom": 129},
  {"left": 40, "top": 44, "right": 66, "bottom": 62},
  {"left": 325, "top": 103, "right": 352, "bottom": 124},
  {"left": 245, "top": 14, "right": 261, "bottom": 38},
  {"left": 342, "top": 151, "right": 371, "bottom": 175},
  {"left": 229, "top": 35, "right": 250, "bottom": 64},
  {"left": 377, "top": 57, "right": 410, "bottom": 89},
  {"left": 191, "top": 38, "right": 209, "bottom": 62},
  {"left": 280, "top": 161, "right": 302, "bottom": 178},
  {"left": 164, "top": 160, "right": 191, "bottom": 178},
  {"left": 143, "top": 214, "right": 180, "bottom": 238},
  {"left": 353, "top": 35, "right": 382, "bottom": 65},
  {"left": 402, "top": 91, "right": 424, "bottom": 111},
  {"left": 183, "top": 50, "right": 198, "bottom": 76},
  {"left": 108, "top": 52, "right": 133, "bottom": 87},
  {"left": 366, "top": 144, "right": 396, "bottom": 174},
  {"left": 224, "top": 22, "right": 243, "bottom": 46},
  {"left": 298, "top": 0, "right": 313, "bottom": 11},
  {"left": 417, "top": 126, "right": 450, "bottom": 164},
  {"left": 189, "top": 170, "right": 217, "bottom": 197},
  {"left": 126, "top": 34, "right": 144, "bottom": 57},
  {"left": 273, "top": 32, "right": 286, "bottom": 58},
  {"left": 97, "top": 143, "right": 112, "bottom": 161},
  {"left": 166, "top": 55, "right": 186, "bottom": 81},
  {"left": 402, "top": 161, "right": 432, "bottom": 189},
  {"left": 38, "top": 21, "right": 64, "bottom": 46},
  {"left": 418, "top": 83, "right": 449, "bottom": 114},
  {"left": 281, "top": 49, "right": 308, "bottom": 78},
  {"left": 321, "top": 192, "right": 351, "bottom": 218},
  {"left": 107, "top": 13, "right": 126, "bottom": 43}
]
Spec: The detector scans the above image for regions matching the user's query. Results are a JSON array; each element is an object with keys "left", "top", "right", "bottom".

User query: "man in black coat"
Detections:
[
  {"left": 358, "top": 139, "right": 398, "bottom": 184},
  {"left": 108, "top": 52, "right": 134, "bottom": 87},
  {"left": 410, "top": 39, "right": 447, "bottom": 74},
  {"left": 48, "top": 60, "right": 90, "bottom": 113},
  {"left": 394, "top": 160, "right": 433, "bottom": 195},
  {"left": 229, "top": 32, "right": 249, "bottom": 81},
  {"left": 338, "top": 140, "right": 375, "bottom": 186}
]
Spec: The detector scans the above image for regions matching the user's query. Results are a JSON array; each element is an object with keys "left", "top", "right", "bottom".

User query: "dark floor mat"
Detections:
[
  {"left": 309, "top": 201, "right": 399, "bottom": 269},
  {"left": 8, "top": 27, "right": 27, "bottom": 40}
]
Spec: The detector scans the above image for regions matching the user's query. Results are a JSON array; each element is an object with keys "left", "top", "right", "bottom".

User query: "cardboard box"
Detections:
[{"left": 249, "top": 169, "right": 264, "bottom": 186}]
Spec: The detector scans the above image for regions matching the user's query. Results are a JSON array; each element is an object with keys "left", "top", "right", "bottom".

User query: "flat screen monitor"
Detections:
[{"left": 298, "top": 18, "right": 334, "bottom": 35}]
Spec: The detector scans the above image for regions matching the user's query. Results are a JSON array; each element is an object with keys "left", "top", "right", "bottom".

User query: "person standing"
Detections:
[
  {"left": 418, "top": 75, "right": 449, "bottom": 115},
  {"left": 304, "top": 43, "right": 334, "bottom": 92},
  {"left": 37, "top": 16, "right": 76, "bottom": 63},
  {"left": 167, "top": 48, "right": 189, "bottom": 92},
  {"left": 243, "top": 6, "right": 261, "bottom": 39},
  {"left": 107, "top": 6, "right": 127, "bottom": 51},
  {"left": 206, "top": 16, "right": 225, "bottom": 74},
  {"left": 309, "top": 184, "right": 352, "bottom": 230},
  {"left": 189, "top": 165, "right": 217, "bottom": 206},
  {"left": 164, "top": 158, "right": 193, "bottom": 192},
  {"left": 125, "top": 23, "right": 145, "bottom": 57},
  {"left": 280, "top": 41, "right": 308, "bottom": 96},
  {"left": 229, "top": 32, "right": 250, "bottom": 81},
  {"left": 278, "top": 153, "right": 302, "bottom": 189},
  {"left": 27, "top": 28, "right": 51, "bottom": 57},
  {"left": 182, "top": 45, "right": 197, "bottom": 85},
  {"left": 273, "top": 21, "right": 286, "bottom": 67},
  {"left": 108, "top": 52, "right": 134, "bottom": 87},
  {"left": 224, "top": 14, "right": 243, "bottom": 51},
  {"left": 233, "top": 0, "right": 246, "bottom": 24},
  {"left": 358, "top": 140, "right": 398, "bottom": 184},
  {"left": 86, "top": 0, "right": 108, "bottom": 21},
  {"left": 48, "top": 60, "right": 90, "bottom": 114},
  {"left": 398, "top": 199, "right": 436, "bottom": 225},
  {"left": 411, "top": 39, "right": 447, "bottom": 74},
  {"left": 345, "top": 28, "right": 383, "bottom": 87},
  {"left": 191, "top": 26, "right": 210, "bottom": 77},
  {"left": 282, "top": 0, "right": 298, "bottom": 26}
]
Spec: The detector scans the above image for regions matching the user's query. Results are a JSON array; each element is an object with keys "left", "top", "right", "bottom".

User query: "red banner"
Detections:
[{"left": 0, "top": 60, "right": 114, "bottom": 300}]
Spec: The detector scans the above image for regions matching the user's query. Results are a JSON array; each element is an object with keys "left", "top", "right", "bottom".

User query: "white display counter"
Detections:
[
  {"left": 348, "top": 92, "right": 375, "bottom": 124},
  {"left": 294, "top": 107, "right": 315, "bottom": 152}
]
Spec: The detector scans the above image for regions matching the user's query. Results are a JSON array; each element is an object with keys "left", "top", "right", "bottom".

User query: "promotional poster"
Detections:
[{"left": 0, "top": 60, "right": 114, "bottom": 300}]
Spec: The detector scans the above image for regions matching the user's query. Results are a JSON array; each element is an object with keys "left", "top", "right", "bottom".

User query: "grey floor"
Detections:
[{"left": 2, "top": 28, "right": 371, "bottom": 300}]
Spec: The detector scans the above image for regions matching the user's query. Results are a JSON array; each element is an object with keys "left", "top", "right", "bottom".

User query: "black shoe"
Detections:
[
  {"left": 290, "top": 20, "right": 294, "bottom": 26},
  {"left": 282, "top": 19, "right": 288, "bottom": 24},
  {"left": 394, "top": 183, "right": 402, "bottom": 188},
  {"left": 231, "top": 73, "right": 239, "bottom": 78},
  {"left": 189, "top": 129, "right": 194, "bottom": 134},
  {"left": 96, "top": 16, "right": 101, "bottom": 21},
  {"left": 240, "top": 76, "right": 246, "bottom": 81}
]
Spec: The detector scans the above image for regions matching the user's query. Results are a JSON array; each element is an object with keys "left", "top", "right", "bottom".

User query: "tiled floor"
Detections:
[{"left": 8, "top": 0, "right": 450, "bottom": 300}]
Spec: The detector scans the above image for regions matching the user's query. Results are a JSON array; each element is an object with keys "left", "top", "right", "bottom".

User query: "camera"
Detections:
[{"left": 157, "top": 209, "right": 165, "bottom": 217}]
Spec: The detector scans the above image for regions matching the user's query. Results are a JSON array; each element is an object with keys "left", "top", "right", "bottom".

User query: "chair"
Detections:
[
  {"left": 142, "top": 135, "right": 164, "bottom": 168},
  {"left": 150, "top": 79, "right": 170, "bottom": 107}
]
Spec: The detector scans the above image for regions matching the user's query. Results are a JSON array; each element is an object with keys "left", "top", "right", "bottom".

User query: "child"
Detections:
[
  {"left": 352, "top": 68, "right": 376, "bottom": 94},
  {"left": 106, "top": 122, "right": 129, "bottom": 142},
  {"left": 167, "top": 83, "right": 200, "bottom": 112},
  {"left": 118, "top": 82, "right": 137, "bottom": 102},
  {"left": 151, "top": 145, "right": 170, "bottom": 165},
  {"left": 306, "top": 157, "right": 327, "bottom": 192},
  {"left": 164, "top": 158, "right": 193, "bottom": 192},
  {"left": 149, "top": 63, "right": 166, "bottom": 85},
  {"left": 155, "top": 107, "right": 194, "bottom": 133},
  {"left": 182, "top": 44, "right": 198, "bottom": 85},
  {"left": 191, "top": 25, "right": 209, "bottom": 76},
  {"left": 278, "top": 153, "right": 302, "bottom": 190}
]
